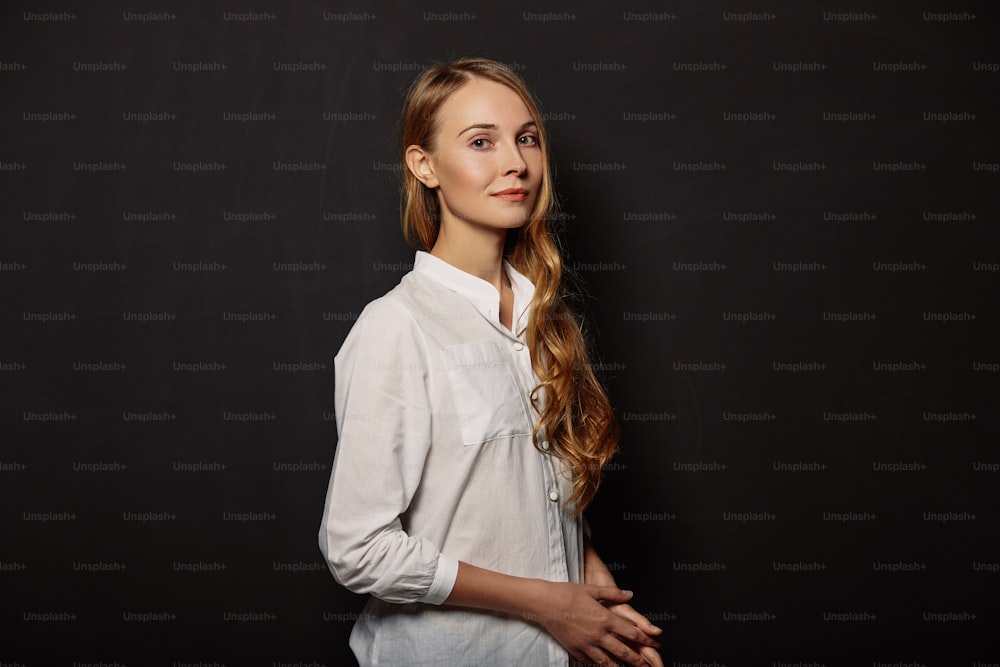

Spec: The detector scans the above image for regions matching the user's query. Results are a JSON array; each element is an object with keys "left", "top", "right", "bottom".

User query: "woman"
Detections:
[{"left": 318, "top": 57, "right": 662, "bottom": 667}]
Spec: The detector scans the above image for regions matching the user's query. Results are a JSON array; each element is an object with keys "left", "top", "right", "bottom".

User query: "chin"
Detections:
[
  {"left": 475, "top": 213, "right": 532, "bottom": 230},
  {"left": 498, "top": 217, "right": 532, "bottom": 230}
]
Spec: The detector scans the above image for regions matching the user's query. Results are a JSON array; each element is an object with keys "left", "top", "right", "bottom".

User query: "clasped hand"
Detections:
[{"left": 533, "top": 581, "right": 663, "bottom": 667}]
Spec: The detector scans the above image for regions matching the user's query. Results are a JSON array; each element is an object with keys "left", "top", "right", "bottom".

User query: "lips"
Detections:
[{"left": 491, "top": 188, "right": 528, "bottom": 202}]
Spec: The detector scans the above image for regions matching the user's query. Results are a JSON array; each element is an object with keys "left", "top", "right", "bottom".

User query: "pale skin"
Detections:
[{"left": 404, "top": 77, "right": 664, "bottom": 667}]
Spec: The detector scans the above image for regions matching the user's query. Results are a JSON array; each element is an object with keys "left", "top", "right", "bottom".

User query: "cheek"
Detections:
[
  {"left": 442, "top": 153, "right": 490, "bottom": 191},
  {"left": 527, "top": 152, "right": 544, "bottom": 184}
]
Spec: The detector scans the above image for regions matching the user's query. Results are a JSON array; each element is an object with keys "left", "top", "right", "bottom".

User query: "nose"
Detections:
[{"left": 502, "top": 140, "right": 527, "bottom": 176}]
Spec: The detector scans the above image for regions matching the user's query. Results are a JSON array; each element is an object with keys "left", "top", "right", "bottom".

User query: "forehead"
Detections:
[{"left": 436, "top": 77, "right": 534, "bottom": 129}]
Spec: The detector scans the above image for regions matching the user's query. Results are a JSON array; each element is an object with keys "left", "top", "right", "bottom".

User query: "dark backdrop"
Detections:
[{"left": 2, "top": 1, "right": 997, "bottom": 665}]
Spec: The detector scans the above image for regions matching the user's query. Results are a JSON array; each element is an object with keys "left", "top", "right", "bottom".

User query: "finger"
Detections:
[
  {"left": 609, "top": 603, "right": 663, "bottom": 638},
  {"left": 591, "top": 586, "right": 634, "bottom": 604},
  {"left": 607, "top": 614, "right": 661, "bottom": 649},
  {"left": 598, "top": 633, "right": 649, "bottom": 667},
  {"left": 617, "top": 639, "right": 662, "bottom": 667},
  {"left": 582, "top": 646, "right": 618, "bottom": 667},
  {"left": 637, "top": 644, "right": 664, "bottom": 667}
]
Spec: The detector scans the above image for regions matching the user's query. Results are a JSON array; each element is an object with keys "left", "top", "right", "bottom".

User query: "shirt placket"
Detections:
[{"left": 505, "top": 331, "right": 570, "bottom": 585}]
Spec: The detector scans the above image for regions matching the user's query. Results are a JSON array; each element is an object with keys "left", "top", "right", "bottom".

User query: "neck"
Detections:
[{"left": 429, "top": 223, "right": 509, "bottom": 294}]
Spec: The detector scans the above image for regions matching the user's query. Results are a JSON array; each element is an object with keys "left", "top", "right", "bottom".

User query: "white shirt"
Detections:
[{"left": 318, "top": 250, "right": 586, "bottom": 666}]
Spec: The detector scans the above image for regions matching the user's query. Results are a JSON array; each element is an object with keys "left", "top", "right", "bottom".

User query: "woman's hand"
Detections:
[
  {"left": 532, "top": 582, "right": 661, "bottom": 667},
  {"left": 442, "top": 559, "right": 662, "bottom": 665},
  {"left": 601, "top": 601, "right": 663, "bottom": 667},
  {"left": 582, "top": 543, "right": 663, "bottom": 666}
]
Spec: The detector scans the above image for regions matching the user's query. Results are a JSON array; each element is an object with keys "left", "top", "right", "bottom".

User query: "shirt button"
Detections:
[
  {"left": 513, "top": 342, "right": 524, "bottom": 351},
  {"left": 540, "top": 439, "right": 550, "bottom": 451},
  {"left": 548, "top": 490, "right": 559, "bottom": 502}
]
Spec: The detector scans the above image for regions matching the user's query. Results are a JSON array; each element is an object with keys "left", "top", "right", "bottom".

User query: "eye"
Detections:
[
  {"left": 470, "top": 137, "right": 493, "bottom": 150},
  {"left": 518, "top": 134, "right": 539, "bottom": 146}
]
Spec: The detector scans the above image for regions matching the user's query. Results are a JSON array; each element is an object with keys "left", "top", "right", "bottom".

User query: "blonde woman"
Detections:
[{"left": 319, "top": 57, "right": 662, "bottom": 667}]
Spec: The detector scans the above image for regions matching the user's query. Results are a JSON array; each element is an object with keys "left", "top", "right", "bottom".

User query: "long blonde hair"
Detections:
[{"left": 399, "top": 57, "right": 620, "bottom": 514}]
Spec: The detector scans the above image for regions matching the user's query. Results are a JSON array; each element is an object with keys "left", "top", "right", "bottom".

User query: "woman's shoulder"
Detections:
[
  {"left": 338, "top": 269, "right": 476, "bottom": 361},
  {"left": 338, "top": 272, "right": 437, "bottom": 350},
  {"left": 350, "top": 282, "right": 418, "bottom": 334},
  {"left": 355, "top": 271, "right": 433, "bottom": 322},
  {"left": 361, "top": 269, "right": 464, "bottom": 321}
]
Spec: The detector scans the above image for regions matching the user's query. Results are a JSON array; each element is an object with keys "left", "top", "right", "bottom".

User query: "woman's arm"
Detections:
[
  {"left": 445, "top": 560, "right": 661, "bottom": 667},
  {"left": 319, "top": 299, "right": 458, "bottom": 604}
]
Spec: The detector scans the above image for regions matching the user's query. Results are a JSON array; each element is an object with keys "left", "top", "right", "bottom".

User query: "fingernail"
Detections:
[{"left": 621, "top": 589, "right": 633, "bottom": 595}]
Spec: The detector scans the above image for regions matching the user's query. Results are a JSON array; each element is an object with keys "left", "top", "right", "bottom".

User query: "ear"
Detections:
[{"left": 405, "top": 144, "right": 439, "bottom": 188}]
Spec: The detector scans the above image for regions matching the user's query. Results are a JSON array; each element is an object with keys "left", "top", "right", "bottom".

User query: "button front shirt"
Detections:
[{"left": 318, "top": 250, "right": 585, "bottom": 666}]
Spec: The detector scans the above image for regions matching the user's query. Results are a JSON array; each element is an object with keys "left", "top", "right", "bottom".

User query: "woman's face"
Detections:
[{"left": 417, "top": 77, "right": 544, "bottom": 234}]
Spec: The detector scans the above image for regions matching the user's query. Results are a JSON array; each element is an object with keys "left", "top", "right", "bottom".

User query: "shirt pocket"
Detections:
[{"left": 441, "top": 341, "right": 533, "bottom": 446}]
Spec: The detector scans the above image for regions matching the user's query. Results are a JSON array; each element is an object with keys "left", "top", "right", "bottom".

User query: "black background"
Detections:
[{"left": 2, "top": 2, "right": 997, "bottom": 665}]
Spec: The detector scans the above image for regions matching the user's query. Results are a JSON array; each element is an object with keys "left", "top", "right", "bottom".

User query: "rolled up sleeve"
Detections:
[{"left": 318, "top": 299, "right": 458, "bottom": 605}]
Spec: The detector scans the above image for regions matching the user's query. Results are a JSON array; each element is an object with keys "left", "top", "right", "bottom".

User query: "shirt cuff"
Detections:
[{"left": 422, "top": 552, "right": 459, "bottom": 605}]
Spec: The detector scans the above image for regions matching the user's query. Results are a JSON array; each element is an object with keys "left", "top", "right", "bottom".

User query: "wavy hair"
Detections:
[{"left": 399, "top": 57, "right": 620, "bottom": 514}]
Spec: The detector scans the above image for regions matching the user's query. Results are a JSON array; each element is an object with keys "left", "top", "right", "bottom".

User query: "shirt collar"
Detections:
[{"left": 413, "top": 250, "right": 535, "bottom": 337}]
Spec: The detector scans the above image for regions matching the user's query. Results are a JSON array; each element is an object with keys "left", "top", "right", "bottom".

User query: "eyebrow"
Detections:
[{"left": 457, "top": 120, "right": 537, "bottom": 138}]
